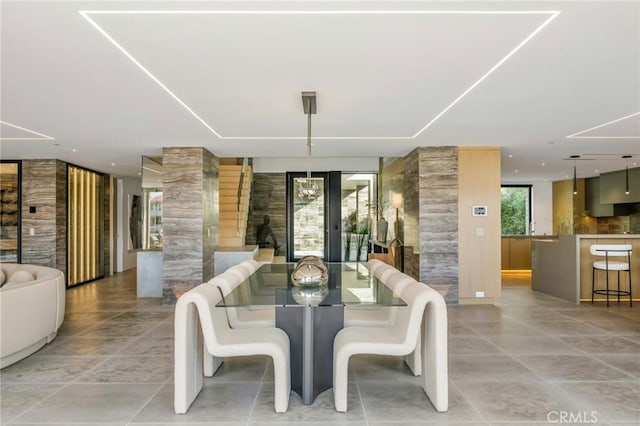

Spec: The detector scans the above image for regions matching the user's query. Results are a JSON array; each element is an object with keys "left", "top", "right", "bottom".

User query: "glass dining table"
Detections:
[{"left": 217, "top": 261, "right": 405, "bottom": 405}]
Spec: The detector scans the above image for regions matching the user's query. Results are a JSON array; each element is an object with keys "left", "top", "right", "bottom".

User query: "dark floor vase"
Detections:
[{"left": 377, "top": 218, "right": 388, "bottom": 242}]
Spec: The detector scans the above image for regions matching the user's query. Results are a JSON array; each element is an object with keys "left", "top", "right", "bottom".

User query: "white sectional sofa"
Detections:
[{"left": 0, "top": 263, "right": 65, "bottom": 369}]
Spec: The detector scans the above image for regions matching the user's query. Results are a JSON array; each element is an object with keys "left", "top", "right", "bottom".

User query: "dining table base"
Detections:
[{"left": 276, "top": 304, "right": 344, "bottom": 405}]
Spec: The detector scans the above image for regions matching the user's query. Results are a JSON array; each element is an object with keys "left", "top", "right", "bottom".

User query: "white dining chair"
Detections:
[
  {"left": 384, "top": 271, "right": 423, "bottom": 376},
  {"left": 208, "top": 271, "right": 275, "bottom": 329},
  {"left": 373, "top": 264, "right": 396, "bottom": 283},
  {"left": 343, "top": 270, "right": 414, "bottom": 327},
  {"left": 590, "top": 244, "right": 633, "bottom": 307},
  {"left": 344, "top": 268, "right": 423, "bottom": 375},
  {"left": 226, "top": 263, "right": 253, "bottom": 281},
  {"left": 174, "top": 283, "right": 291, "bottom": 414},
  {"left": 333, "top": 280, "right": 448, "bottom": 413},
  {"left": 242, "top": 259, "right": 262, "bottom": 273},
  {"left": 364, "top": 258, "right": 387, "bottom": 276}
]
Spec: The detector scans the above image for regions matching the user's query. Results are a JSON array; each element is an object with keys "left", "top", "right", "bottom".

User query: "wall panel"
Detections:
[{"left": 458, "top": 147, "right": 501, "bottom": 303}]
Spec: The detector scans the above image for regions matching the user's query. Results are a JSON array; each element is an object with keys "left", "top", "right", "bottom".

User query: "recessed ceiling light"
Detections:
[
  {"left": 0, "top": 121, "right": 55, "bottom": 140},
  {"left": 80, "top": 9, "right": 560, "bottom": 141},
  {"left": 514, "top": 169, "right": 518, "bottom": 173},
  {"left": 72, "top": 148, "right": 77, "bottom": 153},
  {"left": 541, "top": 162, "right": 545, "bottom": 166},
  {"left": 566, "top": 111, "right": 640, "bottom": 139},
  {"left": 111, "top": 163, "right": 116, "bottom": 166},
  {"left": 595, "top": 169, "right": 599, "bottom": 173},
  {"left": 508, "top": 154, "right": 513, "bottom": 158}
]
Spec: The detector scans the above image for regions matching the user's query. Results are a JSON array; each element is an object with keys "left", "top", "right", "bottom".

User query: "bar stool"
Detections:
[{"left": 590, "top": 244, "right": 632, "bottom": 307}]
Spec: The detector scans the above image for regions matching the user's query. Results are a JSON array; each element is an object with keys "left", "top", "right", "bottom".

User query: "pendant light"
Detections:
[
  {"left": 299, "top": 91, "right": 318, "bottom": 200},
  {"left": 570, "top": 155, "right": 580, "bottom": 195},
  {"left": 623, "top": 155, "right": 631, "bottom": 195}
]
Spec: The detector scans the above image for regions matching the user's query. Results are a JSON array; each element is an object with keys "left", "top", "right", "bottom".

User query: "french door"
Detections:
[{"left": 286, "top": 172, "right": 342, "bottom": 262}]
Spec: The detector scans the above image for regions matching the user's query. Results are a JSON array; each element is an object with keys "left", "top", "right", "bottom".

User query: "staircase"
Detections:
[{"left": 218, "top": 163, "right": 252, "bottom": 247}]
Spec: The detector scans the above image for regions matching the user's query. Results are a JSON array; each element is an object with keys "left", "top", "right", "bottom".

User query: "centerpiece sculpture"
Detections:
[
  {"left": 290, "top": 255, "right": 329, "bottom": 305},
  {"left": 291, "top": 255, "right": 328, "bottom": 287}
]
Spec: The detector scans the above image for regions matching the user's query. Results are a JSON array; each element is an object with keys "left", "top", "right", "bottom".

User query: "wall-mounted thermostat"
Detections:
[{"left": 472, "top": 206, "right": 487, "bottom": 216}]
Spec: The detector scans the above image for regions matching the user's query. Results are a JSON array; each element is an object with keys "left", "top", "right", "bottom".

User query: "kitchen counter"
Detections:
[{"left": 531, "top": 234, "right": 640, "bottom": 304}]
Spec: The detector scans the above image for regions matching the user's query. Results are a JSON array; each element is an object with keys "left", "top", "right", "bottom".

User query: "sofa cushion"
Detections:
[
  {"left": 7, "top": 270, "right": 34, "bottom": 284},
  {"left": 0, "top": 269, "right": 5, "bottom": 287}
]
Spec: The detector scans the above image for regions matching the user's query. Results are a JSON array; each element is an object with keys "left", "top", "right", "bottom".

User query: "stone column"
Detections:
[
  {"left": 404, "top": 147, "right": 459, "bottom": 302},
  {"left": 162, "top": 147, "right": 219, "bottom": 304}
]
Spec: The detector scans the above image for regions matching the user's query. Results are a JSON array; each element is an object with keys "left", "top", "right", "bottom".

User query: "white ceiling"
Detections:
[{"left": 1, "top": 1, "right": 639, "bottom": 183}]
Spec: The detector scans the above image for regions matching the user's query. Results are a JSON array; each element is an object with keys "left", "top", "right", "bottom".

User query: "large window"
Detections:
[
  {"left": 341, "top": 173, "right": 377, "bottom": 261},
  {"left": 501, "top": 185, "right": 532, "bottom": 235}
]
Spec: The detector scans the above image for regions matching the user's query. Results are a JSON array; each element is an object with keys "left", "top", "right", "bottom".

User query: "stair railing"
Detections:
[{"left": 236, "top": 158, "right": 248, "bottom": 236}]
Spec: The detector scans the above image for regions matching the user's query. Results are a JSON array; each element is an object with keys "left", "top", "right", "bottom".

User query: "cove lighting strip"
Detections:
[
  {"left": 566, "top": 111, "right": 640, "bottom": 139},
  {"left": 0, "top": 121, "right": 55, "bottom": 140},
  {"left": 80, "top": 9, "right": 560, "bottom": 141}
]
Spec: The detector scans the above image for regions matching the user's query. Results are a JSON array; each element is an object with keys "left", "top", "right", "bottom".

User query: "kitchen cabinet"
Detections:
[
  {"left": 599, "top": 167, "right": 640, "bottom": 204},
  {"left": 586, "top": 177, "right": 613, "bottom": 217},
  {"left": 586, "top": 176, "right": 638, "bottom": 217},
  {"left": 501, "top": 237, "right": 531, "bottom": 270}
]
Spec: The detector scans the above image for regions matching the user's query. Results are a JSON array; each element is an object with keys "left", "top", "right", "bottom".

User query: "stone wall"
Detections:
[
  {"left": 21, "top": 160, "right": 67, "bottom": 275},
  {"left": 632, "top": 205, "right": 640, "bottom": 233},
  {"left": 20, "top": 160, "right": 111, "bottom": 282},
  {"left": 55, "top": 161, "right": 68, "bottom": 274},
  {"left": 404, "top": 147, "right": 459, "bottom": 302},
  {"left": 162, "top": 147, "right": 219, "bottom": 304},
  {"left": 403, "top": 246, "right": 419, "bottom": 280},
  {"left": 246, "top": 173, "right": 286, "bottom": 256}
]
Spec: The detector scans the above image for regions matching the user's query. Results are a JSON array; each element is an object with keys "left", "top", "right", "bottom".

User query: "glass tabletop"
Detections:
[{"left": 216, "top": 262, "right": 406, "bottom": 307}]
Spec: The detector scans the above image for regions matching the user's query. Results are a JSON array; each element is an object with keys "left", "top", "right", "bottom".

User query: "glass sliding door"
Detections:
[
  {"left": 68, "top": 165, "right": 104, "bottom": 287},
  {"left": 288, "top": 173, "right": 327, "bottom": 260}
]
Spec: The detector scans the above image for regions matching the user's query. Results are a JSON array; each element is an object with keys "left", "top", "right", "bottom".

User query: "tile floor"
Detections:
[{"left": 1, "top": 270, "right": 639, "bottom": 425}]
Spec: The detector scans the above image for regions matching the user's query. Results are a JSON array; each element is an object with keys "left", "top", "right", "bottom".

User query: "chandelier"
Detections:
[{"left": 299, "top": 91, "right": 318, "bottom": 200}]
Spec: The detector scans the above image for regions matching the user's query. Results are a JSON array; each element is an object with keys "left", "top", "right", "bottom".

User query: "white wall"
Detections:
[
  {"left": 532, "top": 181, "right": 553, "bottom": 236},
  {"left": 253, "top": 157, "right": 379, "bottom": 173},
  {"left": 116, "top": 176, "right": 142, "bottom": 272}
]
